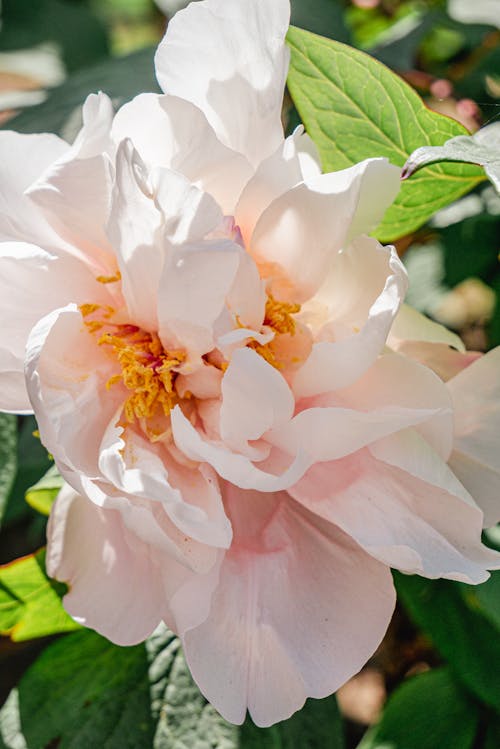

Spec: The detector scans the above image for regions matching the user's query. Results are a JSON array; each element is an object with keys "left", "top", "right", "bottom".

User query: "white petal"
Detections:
[
  {"left": 154, "top": 0, "right": 290, "bottom": 166},
  {"left": 183, "top": 489, "right": 395, "bottom": 726},
  {"left": 112, "top": 93, "right": 253, "bottom": 214},
  {"left": 249, "top": 158, "right": 399, "bottom": 303},
  {"left": 220, "top": 348, "right": 294, "bottom": 454},
  {"left": 447, "top": 347, "right": 500, "bottom": 526},
  {"left": 235, "top": 126, "right": 319, "bottom": 246},
  {"left": 0, "top": 131, "right": 69, "bottom": 247},
  {"left": 293, "top": 238, "right": 407, "bottom": 395},
  {"left": 0, "top": 244, "right": 110, "bottom": 412}
]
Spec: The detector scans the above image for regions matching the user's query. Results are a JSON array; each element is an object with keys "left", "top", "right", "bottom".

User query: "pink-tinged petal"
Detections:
[
  {"left": 293, "top": 239, "right": 406, "bottom": 395},
  {"left": 0, "top": 131, "right": 69, "bottom": 248},
  {"left": 26, "top": 94, "right": 116, "bottom": 272},
  {"left": 25, "top": 304, "right": 122, "bottom": 477},
  {"left": 182, "top": 488, "right": 395, "bottom": 726},
  {"left": 341, "top": 158, "right": 401, "bottom": 243},
  {"left": 220, "top": 348, "right": 294, "bottom": 454},
  {"left": 97, "top": 421, "right": 232, "bottom": 551},
  {"left": 171, "top": 404, "right": 311, "bottom": 491},
  {"left": 389, "top": 303, "right": 465, "bottom": 352},
  {"left": 172, "top": 391, "right": 438, "bottom": 492},
  {"left": 447, "top": 347, "right": 500, "bottom": 526},
  {"left": 112, "top": 94, "right": 253, "bottom": 214},
  {"left": 47, "top": 485, "right": 164, "bottom": 645},
  {"left": 47, "top": 484, "right": 222, "bottom": 646},
  {"left": 154, "top": 0, "right": 290, "bottom": 166},
  {"left": 330, "top": 353, "right": 454, "bottom": 461},
  {"left": 0, "top": 244, "right": 110, "bottom": 412},
  {"left": 291, "top": 433, "right": 499, "bottom": 584},
  {"left": 249, "top": 159, "right": 399, "bottom": 303},
  {"left": 235, "top": 127, "right": 320, "bottom": 246}
]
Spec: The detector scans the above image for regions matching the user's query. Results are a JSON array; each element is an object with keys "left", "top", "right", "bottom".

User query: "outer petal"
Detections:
[
  {"left": 290, "top": 432, "right": 499, "bottom": 584},
  {"left": 47, "top": 485, "right": 222, "bottom": 646},
  {"left": 293, "top": 238, "right": 407, "bottom": 395},
  {"left": 155, "top": 0, "right": 290, "bottom": 166},
  {"left": 47, "top": 485, "right": 165, "bottom": 645},
  {"left": 249, "top": 159, "right": 400, "bottom": 303},
  {"left": 112, "top": 94, "right": 253, "bottom": 214},
  {"left": 447, "top": 347, "right": 500, "bottom": 526},
  {"left": 0, "top": 244, "right": 110, "bottom": 412},
  {"left": 183, "top": 488, "right": 396, "bottom": 726},
  {"left": 26, "top": 93, "right": 116, "bottom": 272},
  {"left": 0, "top": 131, "right": 69, "bottom": 248}
]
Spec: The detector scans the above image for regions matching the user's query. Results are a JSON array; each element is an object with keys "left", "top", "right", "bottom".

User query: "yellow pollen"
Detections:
[
  {"left": 96, "top": 271, "right": 122, "bottom": 284},
  {"left": 79, "top": 304, "right": 185, "bottom": 425},
  {"left": 264, "top": 294, "right": 301, "bottom": 335},
  {"left": 248, "top": 294, "right": 301, "bottom": 369}
]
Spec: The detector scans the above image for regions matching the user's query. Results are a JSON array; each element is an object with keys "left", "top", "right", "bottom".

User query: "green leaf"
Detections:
[
  {"left": 0, "top": 626, "right": 345, "bottom": 748},
  {"left": 0, "top": 548, "right": 78, "bottom": 641},
  {"left": 475, "top": 569, "right": 500, "bottom": 631},
  {"left": 25, "top": 465, "right": 64, "bottom": 517},
  {"left": 0, "top": 415, "right": 17, "bottom": 529},
  {"left": 402, "top": 123, "right": 500, "bottom": 195},
  {"left": 4, "top": 46, "right": 160, "bottom": 139},
  {"left": 358, "top": 668, "right": 478, "bottom": 749},
  {"left": 394, "top": 573, "right": 500, "bottom": 712},
  {"left": 240, "top": 695, "right": 344, "bottom": 748},
  {"left": 2, "top": 417, "right": 51, "bottom": 528},
  {"left": 286, "top": 26, "right": 485, "bottom": 242}
]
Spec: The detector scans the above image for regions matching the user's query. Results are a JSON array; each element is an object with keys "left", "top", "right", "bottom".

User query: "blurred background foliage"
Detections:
[{"left": 0, "top": 1, "right": 499, "bottom": 748}]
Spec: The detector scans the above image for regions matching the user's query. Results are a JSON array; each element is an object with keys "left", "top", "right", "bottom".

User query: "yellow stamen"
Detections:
[
  {"left": 264, "top": 294, "right": 300, "bottom": 335},
  {"left": 96, "top": 271, "right": 122, "bottom": 284}
]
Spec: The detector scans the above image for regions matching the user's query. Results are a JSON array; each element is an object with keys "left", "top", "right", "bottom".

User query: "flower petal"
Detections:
[
  {"left": 47, "top": 484, "right": 221, "bottom": 646},
  {"left": 235, "top": 126, "right": 320, "bottom": 246},
  {"left": 108, "top": 140, "right": 222, "bottom": 331},
  {"left": 26, "top": 94, "right": 116, "bottom": 272},
  {"left": 182, "top": 488, "right": 395, "bottom": 726},
  {"left": 447, "top": 347, "right": 500, "bottom": 526},
  {"left": 290, "top": 431, "right": 499, "bottom": 584},
  {"left": 220, "top": 348, "right": 294, "bottom": 454},
  {"left": 154, "top": 0, "right": 290, "bottom": 166},
  {"left": 249, "top": 158, "right": 400, "bottom": 303},
  {"left": 293, "top": 238, "right": 407, "bottom": 395},
  {"left": 0, "top": 130, "right": 69, "bottom": 247},
  {"left": 112, "top": 93, "right": 253, "bottom": 214},
  {"left": 0, "top": 245, "right": 110, "bottom": 412}
]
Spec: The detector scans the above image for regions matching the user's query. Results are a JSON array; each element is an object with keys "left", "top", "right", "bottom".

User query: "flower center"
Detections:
[{"left": 80, "top": 304, "right": 185, "bottom": 425}]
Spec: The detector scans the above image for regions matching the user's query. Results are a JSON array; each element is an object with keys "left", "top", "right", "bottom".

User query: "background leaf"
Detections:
[
  {"left": 394, "top": 572, "right": 500, "bottom": 713},
  {"left": 3, "top": 46, "right": 160, "bottom": 139},
  {"left": 0, "top": 626, "right": 345, "bottom": 749},
  {"left": 0, "top": 416, "right": 17, "bottom": 530},
  {"left": 0, "top": 548, "right": 78, "bottom": 641},
  {"left": 25, "top": 465, "right": 63, "bottom": 517},
  {"left": 358, "top": 668, "right": 479, "bottom": 749},
  {"left": 286, "top": 26, "right": 485, "bottom": 242}
]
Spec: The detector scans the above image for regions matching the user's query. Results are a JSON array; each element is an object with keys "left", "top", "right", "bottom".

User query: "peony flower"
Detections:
[{"left": 1, "top": 0, "right": 499, "bottom": 727}]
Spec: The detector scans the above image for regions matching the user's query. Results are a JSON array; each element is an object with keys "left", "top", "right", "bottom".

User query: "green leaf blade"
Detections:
[
  {"left": 0, "top": 549, "right": 79, "bottom": 641},
  {"left": 0, "top": 415, "right": 17, "bottom": 529},
  {"left": 286, "top": 26, "right": 485, "bottom": 242}
]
